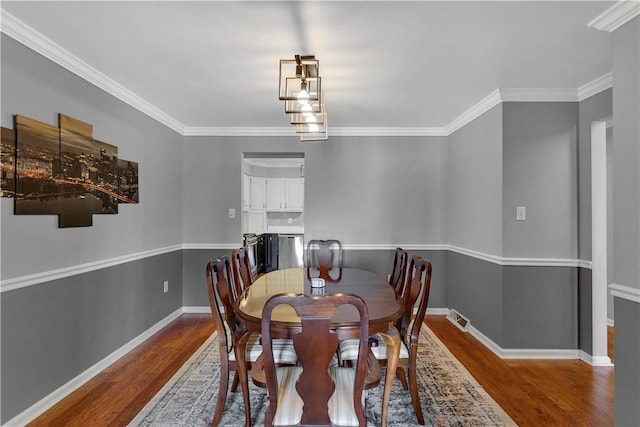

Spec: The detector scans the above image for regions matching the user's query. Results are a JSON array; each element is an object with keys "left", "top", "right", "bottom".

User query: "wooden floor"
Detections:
[{"left": 27, "top": 314, "right": 614, "bottom": 427}]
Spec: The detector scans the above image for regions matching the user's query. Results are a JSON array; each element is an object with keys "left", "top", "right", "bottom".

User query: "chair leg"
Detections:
[
  {"left": 212, "top": 357, "right": 229, "bottom": 426},
  {"left": 395, "top": 366, "right": 409, "bottom": 390},
  {"left": 408, "top": 353, "right": 425, "bottom": 425},
  {"left": 239, "top": 370, "right": 251, "bottom": 427},
  {"left": 230, "top": 371, "right": 240, "bottom": 392},
  {"left": 234, "top": 335, "right": 252, "bottom": 427}
]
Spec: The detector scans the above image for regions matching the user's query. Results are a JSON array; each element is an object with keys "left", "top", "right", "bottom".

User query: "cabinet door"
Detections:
[
  {"left": 285, "top": 178, "right": 304, "bottom": 211},
  {"left": 250, "top": 177, "right": 267, "bottom": 210},
  {"left": 266, "top": 178, "right": 285, "bottom": 211},
  {"left": 248, "top": 211, "right": 265, "bottom": 234}
]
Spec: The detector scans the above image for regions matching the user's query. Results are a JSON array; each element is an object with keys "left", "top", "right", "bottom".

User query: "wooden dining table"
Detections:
[{"left": 235, "top": 267, "right": 405, "bottom": 427}]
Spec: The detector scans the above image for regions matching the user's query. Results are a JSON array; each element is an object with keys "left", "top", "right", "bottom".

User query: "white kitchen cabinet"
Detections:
[
  {"left": 285, "top": 178, "right": 304, "bottom": 211},
  {"left": 247, "top": 211, "right": 266, "bottom": 234},
  {"left": 249, "top": 176, "right": 267, "bottom": 211},
  {"left": 266, "top": 177, "right": 304, "bottom": 211},
  {"left": 266, "top": 178, "right": 285, "bottom": 210}
]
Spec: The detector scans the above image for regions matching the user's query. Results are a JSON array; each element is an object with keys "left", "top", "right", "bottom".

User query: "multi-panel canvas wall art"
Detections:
[{"left": 0, "top": 113, "right": 139, "bottom": 228}]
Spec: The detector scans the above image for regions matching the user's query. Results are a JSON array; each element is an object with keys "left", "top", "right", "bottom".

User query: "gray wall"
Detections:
[
  {"left": 447, "top": 253, "right": 504, "bottom": 345},
  {"left": 1, "top": 252, "right": 183, "bottom": 421},
  {"left": 614, "top": 298, "right": 640, "bottom": 427},
  {"left": 182, "top": 248, "right": 232, "bottom": 306},
  {"left": 447, "top": 105, "right": 503, "bottom": 255},
  {"left": 501, "top": 102, "right": 580, "bottom": 351},
  {"left": 182, "top": 135, "right": 448, "bottom": 246},
  {"left": 503, "top": 266, "right": 578, "bottom": 349},
  {"left": 612, "top": 17, "right": 640, "bottom": 427},
  {"left": 446, "top": 102, "right": 586, "bottom": 349},
  {"left": 612, "top": 19, "right": 640, "bottom": 294},
  {"left": 1, "top": 35, "right": 184, "bottom": 422},
  {"left": 502, "top": 102, "right": 578, "bottom": 259},
  {"left": 1, "top": 35, "right": 184, "bottom": 280}
]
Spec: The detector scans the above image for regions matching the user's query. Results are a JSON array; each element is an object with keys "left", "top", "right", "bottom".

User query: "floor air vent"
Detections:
[{"left": 447, "top": 309, "right": 470, "bottom": 332}]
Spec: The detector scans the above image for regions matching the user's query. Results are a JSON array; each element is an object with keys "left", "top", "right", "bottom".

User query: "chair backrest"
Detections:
[
  {"left": 261, "top": 293, "right": 369, "bottom": 427},
  {"left": 306, "top": 239, "right": 343, "bottom": 270},
  {"left": 389, "top": 247, "right": 409, "bottom": 297},
  {"left": 206, "top": 256, "right": 237, "bottom": 355},
  {"left": 231, "top": 247, "right": 253, "bottom": 300},
  {"left": 399, "top": 256, "right": 433, "bottom": 346}
]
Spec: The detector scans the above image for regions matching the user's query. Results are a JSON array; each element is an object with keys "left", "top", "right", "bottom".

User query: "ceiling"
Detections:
[{"left": 1, "top": 1, "right": 616, "bottom": 135}]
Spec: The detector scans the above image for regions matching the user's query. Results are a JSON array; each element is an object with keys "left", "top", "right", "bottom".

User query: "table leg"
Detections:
[{"left": 378, "top": 327, "right": 400, "bottom": 427}]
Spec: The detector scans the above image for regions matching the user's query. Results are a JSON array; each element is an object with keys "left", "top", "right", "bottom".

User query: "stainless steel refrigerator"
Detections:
[{"left": 278, "top": 234, "right": 304, "bottom": 269}]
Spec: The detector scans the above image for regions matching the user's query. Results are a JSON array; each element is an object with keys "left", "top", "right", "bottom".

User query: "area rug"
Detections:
[{"left": 129, "top": 327, "right": 517, "bottom": 427}]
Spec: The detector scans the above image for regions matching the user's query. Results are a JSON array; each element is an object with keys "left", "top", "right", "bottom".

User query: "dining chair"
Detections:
[
  {"left": 339, "top": 255, "right": 432, "bottom": 425},
  {"left": 306, "top": 239, "right": 343, "bottom": 282},
  {"left": 252, "top": 293, "right": 380, "bottom": 427},
  {"left": 206, "top": 256, "right": 297, "bottom": 427},
  {"left": 306, "top": 239, "right": 343, "bottom": 269},
  {"left": 231, "top": 247, "right": 253, "bottom": 300},
  {"left": 388, "top": 247, "right": 409, "bottom": 297}
]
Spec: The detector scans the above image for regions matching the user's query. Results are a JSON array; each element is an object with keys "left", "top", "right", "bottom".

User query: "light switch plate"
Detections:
[
  {"left": 516, "top": 206, "right": 526, "bottom": 221},
  {"left": 228, "top": 208, "right": 236, "bottom": 219}
]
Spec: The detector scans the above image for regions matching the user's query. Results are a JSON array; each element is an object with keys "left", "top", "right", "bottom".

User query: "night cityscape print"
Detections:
[{"left": 0, "top": 114, "right": 139, "bottom": 228}]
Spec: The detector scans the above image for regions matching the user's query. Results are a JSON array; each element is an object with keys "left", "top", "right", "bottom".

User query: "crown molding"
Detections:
[
  {"left": 182, "top": 127, "right": 295, "bottom": 137},
  {"left": 330, "top": 127, "right": 448, "bottom": 137},
  {"left": 577, "top": 73, "right": 613, "bottom": 101},
  {"left": 0, "top": 10, "right": 186, "bottom": 134},
  {"left": 588, "top": 0, "right": 640, "bottom": 32},
  {"left": 1, "top": 9, "right": 615, "bottom": 139},
  {"left": 445, "top": 89, "right": 503, "bottom": 135},
  {"left": 500, "top": 87, "right": 578, "bottom": 102},
  {"left": 182, "top": 126, "right": 447, "bottom": 137}
]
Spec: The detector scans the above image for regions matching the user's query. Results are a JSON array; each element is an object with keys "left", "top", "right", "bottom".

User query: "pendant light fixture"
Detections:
[{"left": 278, "top": 54, "right": 328, "bottom": 141}]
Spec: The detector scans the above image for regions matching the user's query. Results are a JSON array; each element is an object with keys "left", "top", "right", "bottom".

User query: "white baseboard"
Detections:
[
  {"left": 426, "top": 307, "right": 449, "bottom": 316},
  {"left": 451, "top": 313, "right": 602, "bottom": 363},
  {"left": 2, "top": 308, "right": 184, "bottom": 427},
  {"left": 579, "top": 350, "right": 614, "bottom": 367},
  {"left": 183, "top": 306, "right": 211, "bottom": 314}
]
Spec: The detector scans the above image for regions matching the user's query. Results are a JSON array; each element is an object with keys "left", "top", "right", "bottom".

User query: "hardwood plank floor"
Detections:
[
  {"left": 27, "top": 314, "right": 214, "bottom": 427},
  {"left": 426, "top": 315, "right": 614, "bottom": 427},
  {"left": 27, "top": 314, "right": 614, "bottom": 426}
]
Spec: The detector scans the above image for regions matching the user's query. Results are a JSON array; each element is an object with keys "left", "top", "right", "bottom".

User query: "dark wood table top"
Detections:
[{"left": 236, "top": 268, "right": 404, "bottom": 336}]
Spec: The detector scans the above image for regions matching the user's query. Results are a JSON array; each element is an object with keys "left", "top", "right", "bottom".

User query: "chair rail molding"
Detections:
[
  {"left": 609, "top": 282, "right": 640, "bottom": 303},
  {"left": 0, "top": 245, "right": 183, "bottom": 293},
  {"left": 1, "top": 243, "right": 592, "bottom": 293}
]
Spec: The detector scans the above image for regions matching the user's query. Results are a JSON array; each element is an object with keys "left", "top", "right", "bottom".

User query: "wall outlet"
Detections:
[
  {"left": 228, "top": 208, "right": 236, "bottom": 219},
  {"left": 516, "top": 206, "right": 526, "bottom": 221},
  {"left": 163, "top": 280, "right": 169, "bottom": 293}
]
